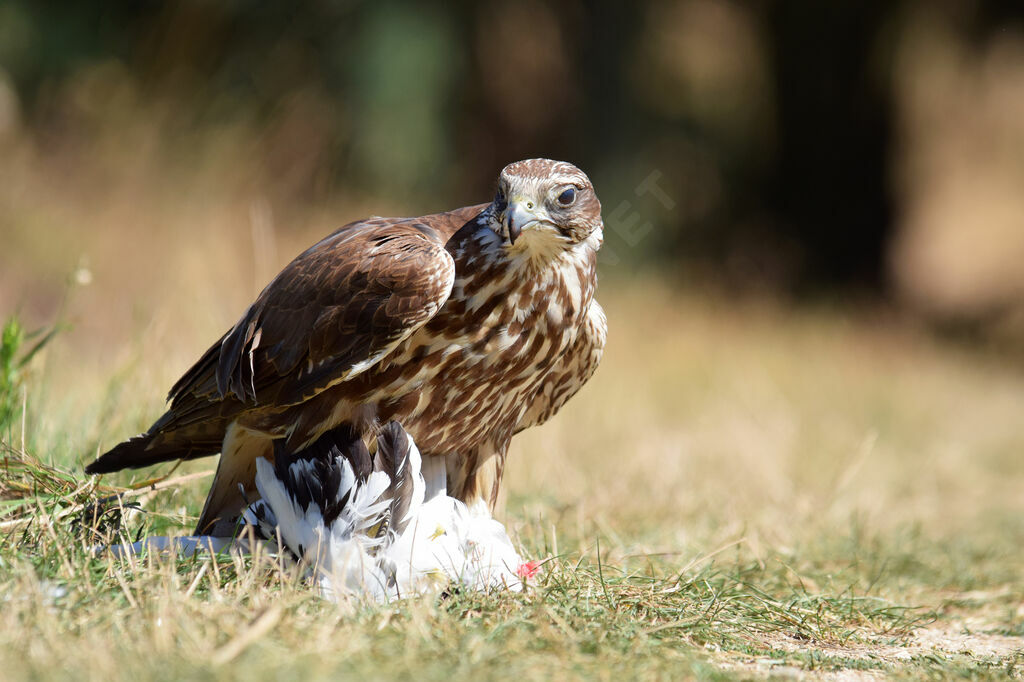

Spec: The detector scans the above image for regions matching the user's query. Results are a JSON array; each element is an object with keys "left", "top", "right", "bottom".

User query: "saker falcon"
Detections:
[{"left": 85, "top": 158, "right": 607, "bottom": 536}]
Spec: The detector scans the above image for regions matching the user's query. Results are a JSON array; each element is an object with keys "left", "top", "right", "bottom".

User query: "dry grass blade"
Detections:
[
  {"left": 211, "top": 605, "right": 284, "bottom": 665},
  {"left": 0, "top": 441, "right": 212, "bottom": 540}
]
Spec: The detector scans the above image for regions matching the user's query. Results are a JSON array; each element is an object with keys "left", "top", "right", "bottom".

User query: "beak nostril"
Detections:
[{"left": 504, "top": 200, "right": 541, "bottom": 245}]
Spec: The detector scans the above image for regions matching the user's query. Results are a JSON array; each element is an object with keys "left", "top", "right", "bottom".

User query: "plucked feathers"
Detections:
[{"left": 243, "top": 421, "right": 525, "bottom": 601}]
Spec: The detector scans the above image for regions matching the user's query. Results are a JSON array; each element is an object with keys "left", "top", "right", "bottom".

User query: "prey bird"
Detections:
[
  {"left": 85, "top": 159, "right": 607, "bottom": 536},
  {"left": 243, "top": 421, "right": 527, "bottom": 600}
]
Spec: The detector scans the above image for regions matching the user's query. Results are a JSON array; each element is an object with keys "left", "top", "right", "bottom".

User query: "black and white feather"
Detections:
[{"left": 241, "top": 421, "right": 524, "bottom": 601}]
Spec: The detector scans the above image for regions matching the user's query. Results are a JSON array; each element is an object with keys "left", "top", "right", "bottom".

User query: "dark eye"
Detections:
[{"left": 557, "top": 187, "right": 576, "bottom": 206}]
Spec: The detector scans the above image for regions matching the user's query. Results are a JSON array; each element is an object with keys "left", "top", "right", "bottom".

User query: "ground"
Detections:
[{"left": 1, "top": 275, "right": 1022, "bottom": 681}]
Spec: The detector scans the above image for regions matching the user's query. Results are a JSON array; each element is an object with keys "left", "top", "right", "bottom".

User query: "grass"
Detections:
[
  {"left": 1, "top": 287, "right": 1022, "bottom": 681},
  {"left": 1, "top": 133, "right": 1022, "bottom": 680}
]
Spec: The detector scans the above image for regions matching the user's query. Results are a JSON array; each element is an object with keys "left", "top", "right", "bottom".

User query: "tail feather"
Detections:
[
  {"left": 373, "top": 421, "right": 425, "bottom": 537},
  {"left": 85, "top": 424, "right": 224, "bottom": 475},
  {"left": 270, "top": 424, "right": 372, "bottom": 523}
]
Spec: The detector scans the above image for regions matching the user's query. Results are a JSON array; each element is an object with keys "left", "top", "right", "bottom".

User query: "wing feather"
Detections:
[{"left": 168, "top": 216, "right": 463, "bottom": 412}]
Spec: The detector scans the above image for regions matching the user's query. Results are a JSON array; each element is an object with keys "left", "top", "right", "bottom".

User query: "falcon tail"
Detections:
[{"left": 84, "top": 422, "right": 224, "bottom": 474}]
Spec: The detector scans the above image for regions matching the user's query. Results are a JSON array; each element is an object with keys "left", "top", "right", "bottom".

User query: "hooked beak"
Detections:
[{"left": 503, "top": 201, "right": 540, "bottom": 245}]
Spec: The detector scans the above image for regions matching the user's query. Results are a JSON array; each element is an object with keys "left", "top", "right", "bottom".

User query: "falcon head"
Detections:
[{"left": 488, "top": 159, "right": 602, "bottom": 251}]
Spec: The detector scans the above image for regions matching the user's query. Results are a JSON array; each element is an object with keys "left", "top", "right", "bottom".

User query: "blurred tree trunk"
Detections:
[{"left": 763, "top": 0, "right": 897, "bottom": 291}]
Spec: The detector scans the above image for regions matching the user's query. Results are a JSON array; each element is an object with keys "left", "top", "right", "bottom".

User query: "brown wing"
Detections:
[
  {"left": 169, "top": 217, "right": 468, "bottom": 413},
  {"left": 85, "top": 205, "right": 484, "bottom": 477}
]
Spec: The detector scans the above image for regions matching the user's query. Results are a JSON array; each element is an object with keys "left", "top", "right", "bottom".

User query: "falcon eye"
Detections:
[{"left": 557, "top": 187, "right": 576, "bottom": 206}]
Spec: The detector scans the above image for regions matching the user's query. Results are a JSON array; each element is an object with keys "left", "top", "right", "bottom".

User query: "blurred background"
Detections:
[
  {"left": 3, "top": 0, "right": 1024, "bottom": 330},
  {"left": 2, "top": 0, "right": 1024, "bottom": 509}
]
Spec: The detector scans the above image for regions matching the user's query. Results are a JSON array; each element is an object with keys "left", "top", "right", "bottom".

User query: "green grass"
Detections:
[
  {"left": 1, "top": 315, "right": 62, "bottom": 438},
  {"left": 1, "top": 285, "right": 1022, "bottom": 681}
]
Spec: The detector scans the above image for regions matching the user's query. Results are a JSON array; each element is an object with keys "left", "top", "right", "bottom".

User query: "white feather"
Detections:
[
  {"left": 381, "top": 494, "right": 522, "bottom": 596},
  {"left": 250, "top": 428, "right": 525, "bottom": 602}
]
